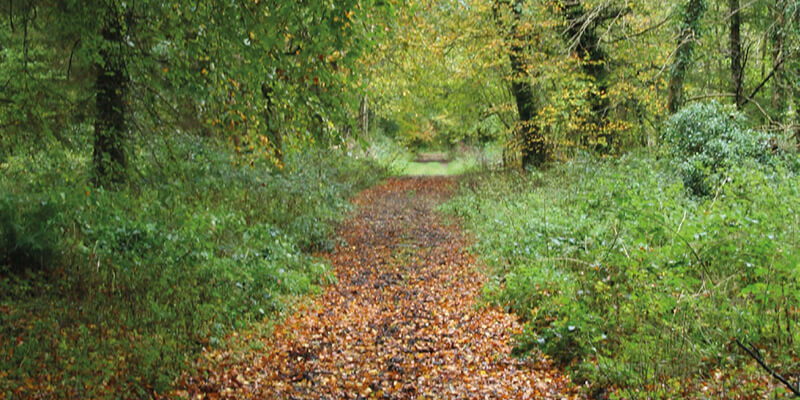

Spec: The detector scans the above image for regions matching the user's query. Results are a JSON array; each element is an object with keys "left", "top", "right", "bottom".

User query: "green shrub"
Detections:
[
  {"left": 662, "top": 101, "right": 777, "bottom": 196},
  {"left": 0, "top": 135, "right": 385, "bottom": 398},
  {"left": 0, "top": 192, "right": 61, "bottom": 274},
  {"left": 446, "top": 152, "right": 800, "bottom": 396}
]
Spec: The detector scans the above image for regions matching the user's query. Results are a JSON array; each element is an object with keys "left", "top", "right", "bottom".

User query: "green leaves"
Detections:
[
  {"left": 1, "top": 0, "right": 393, "bottom": 170},
  {"left": 448, "top": 152, "right": 800, "bottom": 396},
  {"left": 662, "top": 101, "right": 788, "bottom": 196},
  {"left": 0, "top": 132, "right": 387, "bottom": 397},
  {"left": 367, "top": 0, "right": 514, "bottom": 148}
]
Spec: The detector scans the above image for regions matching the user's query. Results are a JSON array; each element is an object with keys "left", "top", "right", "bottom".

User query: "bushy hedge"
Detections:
[
  {"left": 661, "top": 101, "right": 792, "bottom": 196},
  {"left": 0, "top": 136, "right": 386, "bottom": 398},
  {"left": 446, "top": 146, "right": 800, "bottom": 397}
]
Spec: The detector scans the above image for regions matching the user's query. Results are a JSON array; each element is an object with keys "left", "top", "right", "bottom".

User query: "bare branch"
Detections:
[
  {"left": 735, "top": 339, "right": 800, "bottom": 397},
  {"left": 742, "top": 56, "right": 786, "bottom": 108}
]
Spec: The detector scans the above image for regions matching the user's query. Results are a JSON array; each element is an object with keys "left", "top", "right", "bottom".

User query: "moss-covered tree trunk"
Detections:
[
  {"left": 92, "top": 7, "right": 128, "bottom": 185},
  {"left": 730, "top": 0, "right": 744, "bottom": 109},
  {"left": 261, "top": 83, "right": 283, "bottom": 163},
  {"left": 770, "top": 0, "right": 787, "bottom": 123},
  {"left": 667, "top": 0, "right": 706, "bottom": 113},
  {"left": 496, "top": 0, "right": 547, "bottom": 169},
  {"left": 359, "top": 94, "right": 370, "bottom": 136},
  {"left": 509, "top": 52, "right": 546, "bottom": 168},
  {"left": 562, "top": 0, "right": 611, "bottom": 149}
]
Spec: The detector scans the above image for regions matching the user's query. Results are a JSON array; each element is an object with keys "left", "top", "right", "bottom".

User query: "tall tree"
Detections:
[
  {"left": 562, "top": 0, "right": 614, "bottom": 149},
  {"left": 730, "top": 0, "right": 744, "bottom": 109},
  {"left": 770, "top": 0, "right": 788, "bottom": 122},
  {"left": 668, "top": 0, "right": 707, "bottom": 113},
  {"left": 494, "top": 0, "right": 547, "bottom": 168},
  {"left": 92, "top": 2, "right": 128, "bottom": 185}
]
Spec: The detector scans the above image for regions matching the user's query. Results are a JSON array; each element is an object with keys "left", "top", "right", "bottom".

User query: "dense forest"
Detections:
[{"left": 2, "top": 0, "right": 800, "bottom": 398}]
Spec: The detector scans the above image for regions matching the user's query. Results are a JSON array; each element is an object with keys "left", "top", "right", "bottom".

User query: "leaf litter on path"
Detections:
[{"left": 173, "top": 177, "right": 576, "bottom": 399}]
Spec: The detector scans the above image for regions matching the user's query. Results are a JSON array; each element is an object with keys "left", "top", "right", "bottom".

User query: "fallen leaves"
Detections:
[{"left": 173, "top": 177, "right": 577, "bottom": 399}]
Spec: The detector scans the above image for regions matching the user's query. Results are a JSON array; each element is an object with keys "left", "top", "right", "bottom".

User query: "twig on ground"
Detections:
[{"left": 734, "top": 339, "right": 800, "bottom": 397}]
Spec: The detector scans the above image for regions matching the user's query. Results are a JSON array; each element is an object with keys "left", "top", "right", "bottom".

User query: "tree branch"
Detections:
[
  {"left": 8, "top": 0, "right": 13, "bottom": 32},
  {"left": 742, "top": 55, "right": 786, "bottom": 107},
  {"left": 66, "top": 38, "right": 80, "bottom": 81},
  {"left": 735, "top": 339, "right": 800, "bottom": 397}
]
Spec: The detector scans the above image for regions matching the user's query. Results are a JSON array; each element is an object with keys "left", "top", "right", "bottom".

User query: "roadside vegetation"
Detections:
[
  {"left": 444, "top": 103, "right": 800, "bottom": 397},
  {"left": 5, "top": 0, "right": 800, "bottom": 398},
  {"left": 0, "top": 135, "right": 385, "bottom": 398},
  {"left": 1, "top": 0, "right": 394, "bottom": 396}
]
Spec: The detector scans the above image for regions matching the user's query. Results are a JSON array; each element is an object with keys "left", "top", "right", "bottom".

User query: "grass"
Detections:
[
  {"left": 400, "top": 159, "right": 477, "bottom": 176},
  {"left": 358, "top": 130, "right": 503, "bottom": 177},
  {"left": 399, "top": 145, "right": 502, "bottom": 176}
]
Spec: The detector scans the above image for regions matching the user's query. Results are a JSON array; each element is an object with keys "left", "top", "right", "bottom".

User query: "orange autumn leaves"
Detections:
[{"left": 173, "top": 177, "right": 576, "bottom": 399}]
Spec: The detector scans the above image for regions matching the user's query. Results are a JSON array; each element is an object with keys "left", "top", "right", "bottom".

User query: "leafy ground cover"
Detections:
[
  {"left": 0, "top": 136, "right": 385, "bottom": 398},
  {"left": 444, "top": 105, "right": 800, "bottom": 398},
  {"left": 174, "top": 177, "right": 576, "bottom": 399}
]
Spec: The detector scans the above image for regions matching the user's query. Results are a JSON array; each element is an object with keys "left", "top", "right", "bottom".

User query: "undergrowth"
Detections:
[
  {"left": 0, "top": 135, "right": 385, "bottom": 398},
  {"left": 444, "top": 103, "right": 800, "bottom": 398}
]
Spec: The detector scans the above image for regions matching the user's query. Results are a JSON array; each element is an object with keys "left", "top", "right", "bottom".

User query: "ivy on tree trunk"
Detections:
[
  {"left": 667, "top": 0, "right": 706, "bottom": 114},
  {"left": 562, "top": 0, "right": 612, "bottom": 150},
  {"left": 495, "top": 0, "right": 547, "bottom": 169},
  {"left": 93, "top": 6, "right": 128, "bottom": 186}
]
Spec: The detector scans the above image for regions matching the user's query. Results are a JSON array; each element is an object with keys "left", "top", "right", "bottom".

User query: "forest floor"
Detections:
[{"left": 173, "top": 177, "right": 576, "bottom": 399}]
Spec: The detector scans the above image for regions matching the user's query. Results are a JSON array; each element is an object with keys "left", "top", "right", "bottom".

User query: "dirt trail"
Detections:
[{"left": 176, "top": 177, "right": 575, "bottom": 399}]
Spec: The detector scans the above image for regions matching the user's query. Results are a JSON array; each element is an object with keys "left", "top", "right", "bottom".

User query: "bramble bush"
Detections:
[
  {"left": 445, "top": 137, "right": 800, "bottom": 397},
  {"left": 0, "top": 134, "right": 386, "bottom": 398}
]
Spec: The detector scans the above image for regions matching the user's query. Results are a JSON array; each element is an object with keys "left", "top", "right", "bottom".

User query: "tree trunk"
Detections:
[
  {"left": 509, "top": 55, "right": 546, "bottom": 168},
  {"left": 261, "top": 83, "right": 283, "bottom": 163},
  {"left": 771, "top": 0, "right": 787, "bottom": 123},
  {"left": 730, "top": 0, "right": 744, "bottom": 109},
  {"left": 793, "top": 2, "right": 800, "bottom": 148},
  {"left": 359, "top": 94, "right": 369, "bottom": 136},
  {"left": 667, "top": 0, "right": 706, "bottom": 114},
  {"left": 562, "top": 0, "right": 611, "bottom": 150},
  {"left": 495, "top": 0, "right": 547, "bottom": 168},
  {"left": 794, "top": 73, "right": 800, "bottom": 147},
  {"left": 93, "top": 8, "right": 128, "bottom": 185}
]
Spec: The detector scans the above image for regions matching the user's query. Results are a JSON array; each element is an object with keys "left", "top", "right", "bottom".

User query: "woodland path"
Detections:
[{"left": 176, "top": 177, "right": 575, "bottom": 399}]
